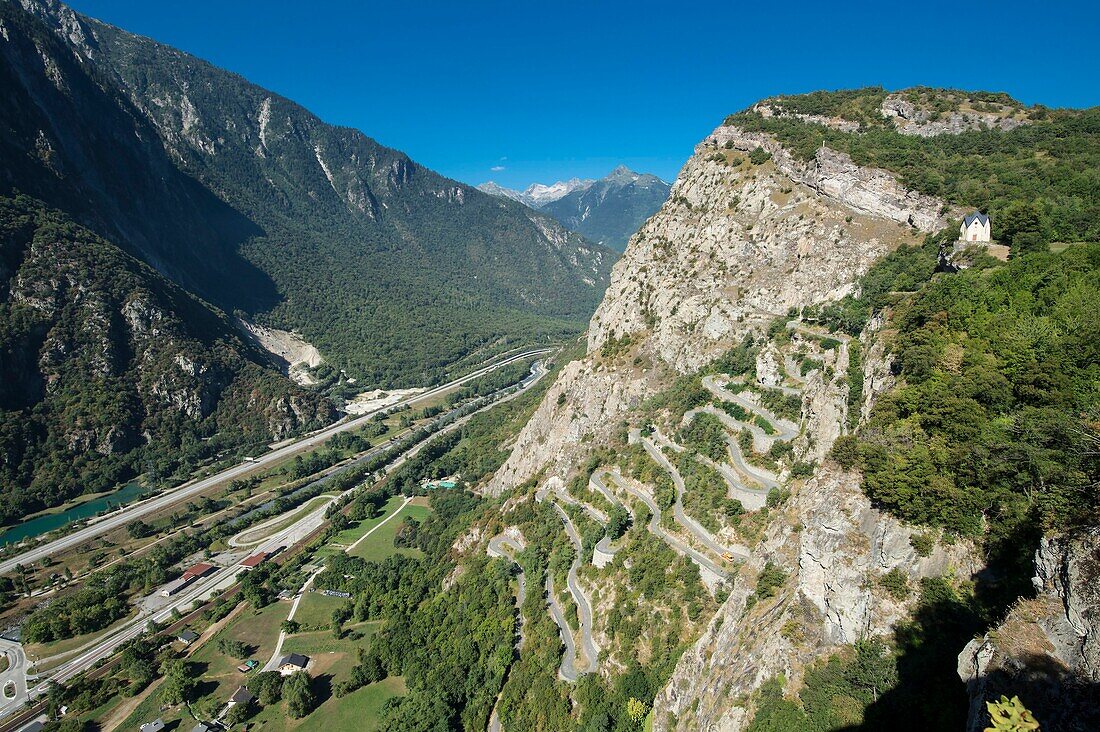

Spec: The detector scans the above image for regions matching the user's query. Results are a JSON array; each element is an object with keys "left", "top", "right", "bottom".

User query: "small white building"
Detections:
[
  {"left": 960, "top": 211, "right": 991, "bottom": 243},
  {"left": 140, "top": 720, "right": 165, "bottom": 732}
]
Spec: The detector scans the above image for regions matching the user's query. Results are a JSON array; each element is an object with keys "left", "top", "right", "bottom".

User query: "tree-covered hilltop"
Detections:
[
  {"left": 832, "top": 241, "right": 1100, "bottom": 589},
  {"left": 727, "top": 87, "right": 1100, "bottom": 250},
  {"left": 0, "top": 196, "right": 335, "bottom": 524},
  {"left": 3, "top": 1, "right": 614, "bottom": 387}
]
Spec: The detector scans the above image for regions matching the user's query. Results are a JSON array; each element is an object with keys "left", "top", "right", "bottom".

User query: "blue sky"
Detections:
[{"left": 68, "top": 0, "right": 1100, "bottom": 189}]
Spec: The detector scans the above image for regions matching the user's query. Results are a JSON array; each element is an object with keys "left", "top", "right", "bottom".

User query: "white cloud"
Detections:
[{"left": 491, "top": 165, "right": 506, "bottom": 172}]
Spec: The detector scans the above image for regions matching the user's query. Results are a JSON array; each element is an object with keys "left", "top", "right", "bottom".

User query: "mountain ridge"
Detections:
[
  {"left": 478, "top": 166, "right": 671, "bottom": 251},
  {"left": 3, "top": 0, "right": 615, "bottom": 387}
]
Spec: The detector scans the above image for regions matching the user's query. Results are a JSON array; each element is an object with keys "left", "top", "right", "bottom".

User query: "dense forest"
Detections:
[
  {"left": 747, "top": 241, "right": 1099, "bottom": 730},
  {"left": 0, "top": 196, "right": 334, "bottom": 524}
]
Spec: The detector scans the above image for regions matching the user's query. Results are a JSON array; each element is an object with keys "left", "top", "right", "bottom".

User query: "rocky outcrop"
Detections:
[
  {"left": 487, "top": 121, "right": 934, "bottom": 495},
  {"left": 958, "top": 528, "right": 1100, "bottom": 732},
  {"left": 882, "top": 94, "right": 1031, "bottom": 137},
  {"left": 709, "top": 124, "right": 955, "bottom": 232},
  {"left": 653, "top": 462, "right": 978, "bottom": 730}
]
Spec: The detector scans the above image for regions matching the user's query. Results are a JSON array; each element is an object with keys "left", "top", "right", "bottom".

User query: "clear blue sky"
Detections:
[{"left": 67, "top": 0, "right": 1100, "bottom": 189}]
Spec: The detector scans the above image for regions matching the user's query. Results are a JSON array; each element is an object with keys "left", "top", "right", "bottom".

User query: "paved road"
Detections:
[
  {"left": 588, "top": 470, "right": 627, "bottom": 512},
  {"left": 784, "top": 355, "right": 809, "bottom": 388},
  {"left": 486, "top": 533, "right": 526, "bottom": 732},
  {"left": 261, "top": 565, "right": 325, "bottom": 673},
  {"left": 701, "top": 375, "right": 799, "bottom": 443},
  {"left": 0, "top": 641, "right": 27, "bottom": 718},
  {"left": 615, "top": 475, "right": 727, "bottom": 582},
  {"left": 695, "top": 454, "right": 770, "bottom": 511},
  {"left": 786, "top": 320, "right": 853, "bottom": 345},
  {"left": 229, "top": 494, "right": 338, "bottom": 548},
  {"left": 486, "top": 534, "right": 527, "bottom": 647},
  {"left": 9, "top": 356, "right": 556, "bottom": 711},
  {"left": 0, "top": 349, "right": 553, "bottom": 577},
  {"left": 550, "top": 502, "right": 599, "bottom": 677},
  {"left": 544, "top": 573, "right": 578, "bottom": 682},
  {"left": 547, "top": 485, "right": 608, "bottom": 524},
  {"left": 634, "top": 429, "right": 749, "bottom": 561}
]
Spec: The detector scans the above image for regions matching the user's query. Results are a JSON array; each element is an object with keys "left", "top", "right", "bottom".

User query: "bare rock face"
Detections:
[
  {"left": 653, "top": 463, "right": 977, "bottom": 731},
  {"left": 882, "top": 94, "right": 1031, "bottom": 137},
  {"left": 710, "top": 124, "right": 956, "bottom": 232},
  {"left": 487, "top": 123, "right": 932, "bottom": 495},
  {"left": 958, "top": 528, "right": 1100, "bottom": 732}
]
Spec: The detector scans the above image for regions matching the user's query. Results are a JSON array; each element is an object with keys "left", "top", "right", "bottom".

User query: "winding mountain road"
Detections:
[
  {"left": 634, "top": 430, "right": 749, "bottom": 561},
  {"left": 550, "top": 502, "right": 599, "bottom": 678},
  {"left": 701, "top": 375, "right": 799, "bottom": 443},
  {"left": 616, "top": 478, "right": 727, "bottom": 583}
]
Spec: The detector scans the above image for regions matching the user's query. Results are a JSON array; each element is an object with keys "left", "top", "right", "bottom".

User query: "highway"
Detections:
[
  {"left": 32, "top": 492, "right": 336, "bottom": 692},
  {"left": 0, "top": 348, "right": 552, "bottom": 577},
  {"left": 3, "top": 353, "right": 556, "bottom": 716}
]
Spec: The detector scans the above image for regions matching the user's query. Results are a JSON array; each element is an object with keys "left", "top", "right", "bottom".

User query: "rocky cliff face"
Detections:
[
  {"left": 881, "top": 92, "right": 1032, "bottom": 137},
  {"left": 655, "top": 463, "right": 978, "bottom": 730},
  {"left": 488, "top": 123, "right": 926, "bottom": 496},
  {"left": 958, "top": 529, "right": 1100, "bottom": 732},
  {"left": 484, "top": 113, "right": 980, "bottom": 728}
]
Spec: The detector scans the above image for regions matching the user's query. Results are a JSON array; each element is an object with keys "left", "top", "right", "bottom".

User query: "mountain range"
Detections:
[
  {"left": 2, "top": 0, "right": 613, "bottom": 387},
  {"left": 479, "top": 165, "right": 671, "bottom": 251},
  {"left": 0, "top": 0, "right": 613, "bottom": 520}
]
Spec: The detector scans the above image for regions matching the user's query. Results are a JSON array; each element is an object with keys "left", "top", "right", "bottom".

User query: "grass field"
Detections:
[
  {"left": 117, "top": 600, "right": 289, "bottom": 730},
  {"left": 292, "top": 590, "right": 349, "bottom": 631},
  {"left": 311, "top": 495, "right": 404, "bottom": 560},
  {"left": 295, "top": 676, "right": 406, "bottom": 732},
  {"left": 348, "top": 498, "right": 430, "bottom": 561}
]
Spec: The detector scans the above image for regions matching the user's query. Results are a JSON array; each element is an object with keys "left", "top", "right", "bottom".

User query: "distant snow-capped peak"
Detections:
[{"left": 523, "top": 177, "right": 595, "bottom": 206}]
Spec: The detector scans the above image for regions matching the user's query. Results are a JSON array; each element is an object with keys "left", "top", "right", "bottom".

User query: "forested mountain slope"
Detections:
[
  {"left": 2, "top": 0, "right": 613, "bottom": 386},
  {"left": 0, "top": 195, "right": 334, "bottom": 524}
]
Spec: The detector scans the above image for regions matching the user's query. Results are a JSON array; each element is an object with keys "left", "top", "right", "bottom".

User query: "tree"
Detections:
[
  {"left": 159, "top": 659, "right": 197, "bottom": 705},
  {"left": 626, "top": 697, "right": 650, "bottom": 725},
  {"left": 984, "top": 695, "right": 1040, "bottom": 732},
  {"left": 998, "top": 201, "right": 1049, "bottom": 255},
  {"left": 606, "top": 506, "right": 631, "bottom": 539},
  {"left": 225, "top": 699, "right": 254, "bottom": 726},
  {"left": 252, "top": 671, "right": 284, "bottom": 705},
  {"left": 283, "top": 671, "right": 317, "bottom": 719},
  {"left": 217, "top": 637, "right": 250, "bottom": 659}
]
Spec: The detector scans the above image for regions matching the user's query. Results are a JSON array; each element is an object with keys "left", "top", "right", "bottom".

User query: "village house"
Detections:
[
  {"left": 277, "top": 652, "right": 311, "bottom": 676},
  {"left": 960, "top": 211, "right": 991, "bottom": 243},
  {"left": 222, "top": 685, "right": 255, "bottom": 717}
]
